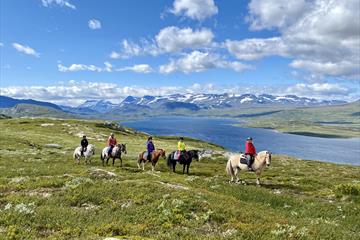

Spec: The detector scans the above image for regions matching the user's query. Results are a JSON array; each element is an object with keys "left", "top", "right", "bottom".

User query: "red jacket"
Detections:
[
  {"left": 245, "top": 141, "right": 256, "bottom": 155},
  {"left": 108, "top": 137, "right": 117, "bottom": 146}
]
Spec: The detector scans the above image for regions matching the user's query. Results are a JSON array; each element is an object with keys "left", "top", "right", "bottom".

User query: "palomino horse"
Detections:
[
  {"left": 73, "top": 144, "right": 95, "bottom": 164},
  {"left": 226, "top": 151, "right": 271, "bottom": 185},
  {"left": 100, "top": 144, "right": 127, "bottom": 167},
  {"left": 138, "top": 149, "right": 166, "bottom": 172},
  {"left": 167, "top": 150, "right": 199, "bottom": 174}
]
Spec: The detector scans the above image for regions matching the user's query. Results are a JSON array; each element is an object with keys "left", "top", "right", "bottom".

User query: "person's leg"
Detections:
[
  {"left": 147, "top": 151, "right": 152, "bottom": 161},
  {"left": 108, "top": 146, "right": 113, "bottom": 156},
  {"left": 81, "top": 147, "right": 84, "bottom": 156},
  {"left": 248, "top": 155, "right": 254, "bottom": 171}
]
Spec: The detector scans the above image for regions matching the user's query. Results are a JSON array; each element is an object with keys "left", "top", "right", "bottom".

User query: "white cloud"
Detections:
[
  {"left": 41, "top": 0, "right": 76, "bottom": 9},
  {"left": 12, "top": 43, "right": 39, "bottom": 57},
  {"left": 155, "top": 27, "right": 214, "bottom": 53},
  {"left": 247, "top": 0, "right": 307, "bottom": 30},
  {"left": 58, "top": 62, "right": 152, "bottom": 73},
  {"left": 226, "top": 0, "right": 360, "bottom": 80},
  {"left": 290, "top": 60, "right": 359, "bottom": 78},
  {"left": 170, "top": 0, "right": 218, "bottom": 21},
  {"left": 111, "top": 27, "right": 214, "bottom": 58},
  {"left": 88, "top": 19, "right": 101, "bottom": 30},
  {"left": 58, "top": 63, "right": 104, "bottom": 72},
  {"left": 286, "top": 83, "right": 351, "bottom": 98},
  {"left": 159, "top": 51, "right": 253, "bottom": 74},
  {"left": 116, "top": 64, "right": 153, "bottom": 73},
  {"left": 0, "top": 42, "right": 4, "bottom": 47},
  {"left": 225, "top": 37, "right": 287, "bottom": 61}
]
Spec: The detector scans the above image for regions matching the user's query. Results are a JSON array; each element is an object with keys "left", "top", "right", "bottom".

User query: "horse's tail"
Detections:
[
  {"left": 167, "top": 153, "right": 172, "bottom": 168},
  {"left": 226, "top": 158, "right": 234, "bottom": 176}
]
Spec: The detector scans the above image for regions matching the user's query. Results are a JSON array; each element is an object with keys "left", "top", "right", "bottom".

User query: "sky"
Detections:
[{"left": 0, "top": 0, "right": 359, "bottom": 106}]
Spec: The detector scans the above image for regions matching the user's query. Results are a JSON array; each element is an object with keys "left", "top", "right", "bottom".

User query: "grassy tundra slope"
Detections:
[
  {"left": 0, "top": 118, "right": 359, "bottom": 239},
  {"left": 234, "top": 101, "right": 360, "bottom": 138}
]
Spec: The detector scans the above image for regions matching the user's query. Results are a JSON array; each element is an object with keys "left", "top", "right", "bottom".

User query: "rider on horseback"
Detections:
[
  {"left": 107, "top": 133, "right": 117, "bottom": 157},
  {"left": 80, "top": 135, "right": 88, "bottom": 156},
  {"left": 245, "top": 137, "right": 256, "bottom": 171},
  {"left": 146, "top": 136, "right": 155, "bottom": 161},
  {"left": 177, "top": 137, "right": 186, "bottom": 161}
]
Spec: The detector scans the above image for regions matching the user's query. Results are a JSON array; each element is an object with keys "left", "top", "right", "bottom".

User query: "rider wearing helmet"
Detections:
[
  {"left": 80, "top": 135, "right": 88, "bottom": 156},
  {"left": 146, "top": 136, "right": 155, "bottom": 161},
  {"left": 245, "top": 137, "right": 256, "bottom": 171},
  {"left": 107, "top": 133, "right": 117, "bottom": 157}
]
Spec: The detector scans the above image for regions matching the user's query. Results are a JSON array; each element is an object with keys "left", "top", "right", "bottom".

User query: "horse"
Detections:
[
  {"left": 167, "top": 150, "right": 199, "bottom": 174},
  {"left": 137, "top": 149, "right": 166, "bottom": 172},
  {"left": 73, "top": 144, "right": 95, "bottom": 165},
  {"left": 226, "top": 151, "right": 271, "bottom": 185},
  {"left": 100, "top": 144, "right": 127, "bottom": 167}
]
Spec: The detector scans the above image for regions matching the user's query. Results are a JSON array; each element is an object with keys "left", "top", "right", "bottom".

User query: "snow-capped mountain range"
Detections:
[{"left": 71, "top": 93, "right": 346, "bottom": 113}]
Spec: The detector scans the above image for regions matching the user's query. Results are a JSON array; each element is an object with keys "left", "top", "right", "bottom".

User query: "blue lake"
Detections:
[{"left": 122, "top": 117, "right": 360, "bottom": 166}]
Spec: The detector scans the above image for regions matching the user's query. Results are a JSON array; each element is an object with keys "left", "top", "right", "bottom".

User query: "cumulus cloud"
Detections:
[
  {"left": 12, "top": 43, "right": 39, "bottom": 57},
  {"left": 227, "top": 0, "right": 360, "bottom": 80},
  {"left": 88, "top": 19, "right": 101, "bottom": 30},
  {"left": 170, "top": 0, "right": 218, "bottom": 21},
  {"left": 58, "top": 63, "right": 105, "bottom": 72},
  {"left": 110, "top": 27, "right": 214, "bottom": 58},
  {"left": 156, "top": 27, "right": 214, "bottom": 53},
  {"left": 41, "top": 0, "right": 76, "bottom": 9},
  {"left": 159, "top": 51, "right": 253, "bottom": 74}
]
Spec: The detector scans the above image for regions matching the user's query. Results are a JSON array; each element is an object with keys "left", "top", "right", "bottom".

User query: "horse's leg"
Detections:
[
  {"left": 120, "top": 157, "right": 123, "bottom": 167},
  {"left": 112, "top": 157, "right": 115, "bottom": 166},
  {"left": 173, "top": 161, "right": 176, "bottom": 173},
  {"left": 106, "top": 157, "right": 109, "bottom": 166},
  {"left": 187, "top": 163, "right": 190, "bottom": 174},
  {"left": 151, "top": 161, "right": 155, "bottom": 172},
  {"left": 137, "top": 159, "right": 141, "bottom": 169},
  {"left": 256, "top": 171, "right": 261, "bottom": 186},
  {"left": 142, "top": 161, "right": 145, "bottom": 171},
  {"left": 234, "top": 168, "right": 241, "bottom": 183}
]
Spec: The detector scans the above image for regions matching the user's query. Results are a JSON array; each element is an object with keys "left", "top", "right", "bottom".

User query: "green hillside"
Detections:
[
  {"left": 0, "top": 118, "right": 359, "bottom": 239},
  {"left": 235, "top": 101, "right": 360, "bottom": 138}
]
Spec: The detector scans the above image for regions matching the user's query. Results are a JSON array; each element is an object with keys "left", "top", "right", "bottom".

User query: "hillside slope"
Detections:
[
  {"left": 0, "top": 118, "right": 359, "bottom": 239},
  {"left": 238, "top": 101, "right": 360, "bottom": 138}
]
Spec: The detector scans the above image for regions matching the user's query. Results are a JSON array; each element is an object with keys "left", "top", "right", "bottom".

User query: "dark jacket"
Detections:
[
  {"left": 147, "top": 140, "right": 155, "bottom": 153},
  {"left": 81, "top": 139, "right": 88, "bottom": 148}
]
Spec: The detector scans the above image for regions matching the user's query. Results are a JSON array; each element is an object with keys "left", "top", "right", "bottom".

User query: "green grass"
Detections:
[
  {"left": 234, "top": 101, "right": 360, "bottom": 138},
  {"left": 0, "top": 118, "right": 359, "bottom": 239}
]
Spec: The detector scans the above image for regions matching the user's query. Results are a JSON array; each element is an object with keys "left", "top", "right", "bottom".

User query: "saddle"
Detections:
[{"left": 240, "top": 155, "right": 250, "bottom": 165}]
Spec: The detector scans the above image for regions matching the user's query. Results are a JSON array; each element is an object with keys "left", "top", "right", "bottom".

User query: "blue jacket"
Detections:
[{"left": 147, "top": 140, "right": 155, "bottom": 153}]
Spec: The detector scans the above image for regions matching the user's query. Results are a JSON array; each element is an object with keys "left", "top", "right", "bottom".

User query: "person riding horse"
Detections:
[
  {"left": 245, "top": 137, "right": 256, "bottom": 171},
  {"left": 107, "top": 133, "right": 117, "bottom": 157},
  {"left": 80, "top": 135, "right": 88, "bottom": 156},
  {"left": 146, "top": 136, "right": 155, "bottom": 161},
  {"left": 177, "top": 137, "right": 187, "bottom": 161}
]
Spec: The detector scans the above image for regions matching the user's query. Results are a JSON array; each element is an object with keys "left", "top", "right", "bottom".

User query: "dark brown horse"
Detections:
[
  {"left": 138, "top": 149, "right": 166, "bottom": 172},
  {"left": 167, "top": 150, "right": 199, "bottom": 174}
]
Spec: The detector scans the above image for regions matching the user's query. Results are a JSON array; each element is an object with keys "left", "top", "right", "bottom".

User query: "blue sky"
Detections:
[{"left": 0, "top": 0, "right": 359, "bottom": 105}]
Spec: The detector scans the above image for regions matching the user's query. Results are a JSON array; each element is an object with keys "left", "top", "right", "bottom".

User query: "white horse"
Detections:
[
  {"left": 100, "top": 144, "right": 127, "bottom": 167},
  {"left": 226, "top": 151, "right": 272, "bottom": 185},
  {"left": 73, "top": 144, "right": 95, "bottom": 165}
]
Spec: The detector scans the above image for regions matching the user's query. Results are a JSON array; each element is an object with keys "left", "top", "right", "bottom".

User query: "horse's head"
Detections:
[
  {"left": 191, "top": 150, "right": 200, "bottom": 161},
  {"left": 265, "top": 151, "right": 272, "bottom": 166},
  {"left": 159, "top": 149, "right": 166, "bottom": 159},
  {"left": 121, "top": 144, "right": 127, "bottom": 154}
]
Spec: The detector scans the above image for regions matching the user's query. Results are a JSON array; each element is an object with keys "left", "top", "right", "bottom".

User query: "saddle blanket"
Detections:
[
  {"left": 240, "top": 155, "right": 251, "bottom": 165},
  {"left": 173, "top": 151, "right": 181, "bottom": 160},
  {"left": 143, "top": 152, "right": 149, "bottom": 159}
]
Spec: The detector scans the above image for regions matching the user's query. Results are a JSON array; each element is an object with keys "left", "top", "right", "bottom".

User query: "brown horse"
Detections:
[{"left": 138, "top": 149, "right": 166, "bottom": 172}]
